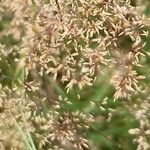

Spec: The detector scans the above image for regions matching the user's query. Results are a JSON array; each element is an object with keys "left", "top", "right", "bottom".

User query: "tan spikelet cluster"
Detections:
[
  {"left": 24, "top": 0, "right": 147, "bottom": 99},
  {"left": 128, "top": 87, "right": 150, "bottom": 150},
  {"left": 0, "top": 85, "right": 25, "bottom": 149},
  {"left": 0, "top": 0, "right": 149, "bottom": 150}
]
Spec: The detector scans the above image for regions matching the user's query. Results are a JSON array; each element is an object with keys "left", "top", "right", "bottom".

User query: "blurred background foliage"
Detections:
[{"left": 0, "top": 0, "right": 150, "bottom": 150}]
